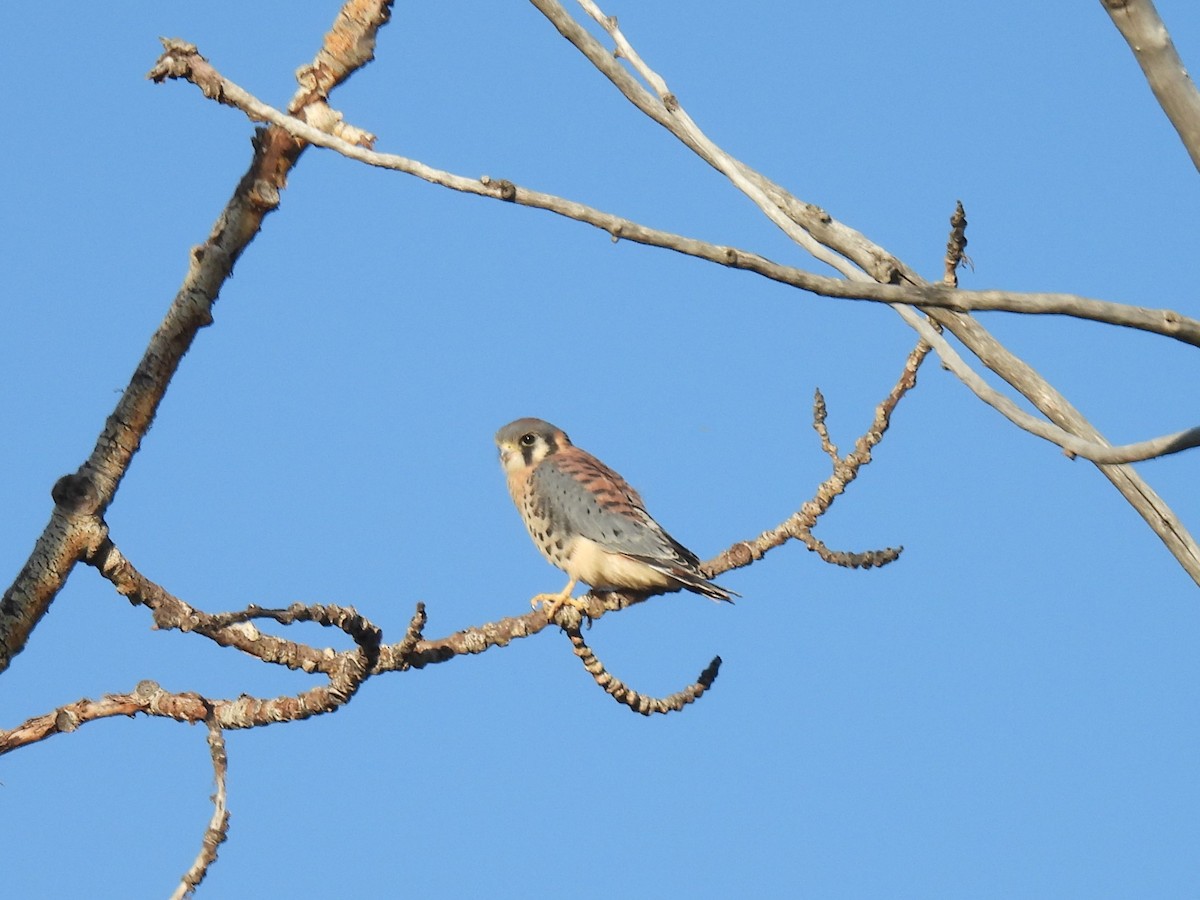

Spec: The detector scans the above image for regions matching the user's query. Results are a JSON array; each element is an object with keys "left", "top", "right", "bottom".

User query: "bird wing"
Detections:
[
  {"left": 532, "top": 449, "right": 695, "bottom": 565},
  {"left": 533, "top": 450, "right": 737, "bottom": 602}
]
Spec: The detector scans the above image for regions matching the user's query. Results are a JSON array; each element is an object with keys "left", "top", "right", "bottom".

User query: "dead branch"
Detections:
[
  {"left": 711, "top": 341, "right": 924, "bottom": 575},
  {"left": 171, "top": 715, "right": 230, "bottom": 900},
  {"left": 138, "top": 24, "right": 1200, "bottom": 585},
  {"left": 0, "top": 0, "right": 395, "bottom": 675},
  {"left": 532, "top": 0, "right": 1200, "bottom": 585},
  {"left": 145, "top": 40, "right": 1200, "bottom": 353},
  {"left": 566, "top": 626, "right": 722, "bottom": 716},
  {"left": 1102, "top": 0, "right": 1200, "bottom": 172},
  {"left": 943, "top": 201, "right": 971, "bottom": 287}
]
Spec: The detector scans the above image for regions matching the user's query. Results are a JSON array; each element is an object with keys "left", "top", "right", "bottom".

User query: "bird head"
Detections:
[{"left": 495, "top": 418, "right": 570, "bottom": 473}]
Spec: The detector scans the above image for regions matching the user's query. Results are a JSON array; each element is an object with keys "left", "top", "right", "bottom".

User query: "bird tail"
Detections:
[{"left": 673, "top": 569, "right": 738, "bottom": 603}]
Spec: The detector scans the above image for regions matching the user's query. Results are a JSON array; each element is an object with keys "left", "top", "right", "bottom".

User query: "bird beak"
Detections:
[{"left": 497, "top": 444, "right": 514, "bottom": 467}]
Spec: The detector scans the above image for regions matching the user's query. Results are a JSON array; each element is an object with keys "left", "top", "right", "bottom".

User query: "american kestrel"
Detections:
[{"left": 495, "top": 417, "right": 736, "bottom": 617}]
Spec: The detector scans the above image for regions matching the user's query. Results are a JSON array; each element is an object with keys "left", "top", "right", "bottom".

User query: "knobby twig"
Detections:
[
  {"left": 90, "top": 537, "right": 362, "bottom": 677},
  {"left": 0, "top": 535, "right": 384, "bottom": 756},
  {"left": 171, "top": 715, "right": 230, "bottom": 900},
  {"left": 711, "top": 341, "right": 924, "bottom": 574},
  {"left": 3, "top": 378, "right": 899, "bottom": 745},
  {"left": 388, "top": 341, "right": 927, "bottom": 675},
  {"left": 943, "top": 201, "right": 971, "bottom": 287},
  {"left": 566, "top": 626, "right": 721, "bottom": 716},
  {"left": 0, "top": 683, "right": 183, "bottom": 754}
]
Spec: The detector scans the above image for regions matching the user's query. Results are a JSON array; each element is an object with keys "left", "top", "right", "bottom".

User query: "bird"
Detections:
[{"left": 495, "top": 417, "right": 736, "bottom": 618}]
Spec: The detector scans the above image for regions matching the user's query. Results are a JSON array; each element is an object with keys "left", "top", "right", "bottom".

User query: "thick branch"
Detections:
[
  {"left": 1102, "top": 0, "right": 1200, "bottom": 172},
  {"left": 0, "top": 1, "right": 395, "bottom": 674}
]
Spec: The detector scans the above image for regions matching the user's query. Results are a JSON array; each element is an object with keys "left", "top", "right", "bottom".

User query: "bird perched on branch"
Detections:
[{"left": 495, "top": 417, "right": 736, "bottom": 617}]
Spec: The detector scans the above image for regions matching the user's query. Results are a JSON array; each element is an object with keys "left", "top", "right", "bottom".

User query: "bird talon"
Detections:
[
  {"left": 531, "top": 590, "right": 589, "bottom": 621},
  {"left": 528, "top": 577, "right": 581, "bottom": 620}
]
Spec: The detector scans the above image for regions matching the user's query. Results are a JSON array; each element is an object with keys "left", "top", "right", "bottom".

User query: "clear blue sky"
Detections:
[{"left": 3, "top": 2, "right": 1199, "bottom": 897}]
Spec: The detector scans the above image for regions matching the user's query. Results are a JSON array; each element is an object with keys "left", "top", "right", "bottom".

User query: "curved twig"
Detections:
[
  {"left": 895, "top": 306, "right": 1200, "bottom": 464},
  {"left": 89, "top": 538, "right": 345, "bottom": 675},
  {"left": 566, "top": 626, "right": 721, "bottom": 716}
]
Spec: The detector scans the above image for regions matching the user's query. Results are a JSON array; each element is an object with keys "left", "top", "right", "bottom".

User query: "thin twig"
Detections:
[
  {"left": 171, "top": 714, "right": 230, "bottom": 899},
  {"left": 566, "top": 626, "right": 721, "bottom": 716},
  {"left": 943, "top": 201, "right": 970, "bottom": 287},
  {"left": 896, "top": 306, "right": 1200, "bottom": 463},
  {"left": 709, "top": 341, "right": 926, "bottom": 575},
  {"left": 147, "top": 39, "right": 1200, "bottom": 468},
  {"left": 812, "top": 389, "right": 840, "bottom": 463},
  {"left": 145, "top": 41, "right": 1200, "bottom": 352}
]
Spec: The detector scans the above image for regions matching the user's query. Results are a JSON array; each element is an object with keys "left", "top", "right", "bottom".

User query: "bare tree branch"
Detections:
[
  {"left": 140, "top": 7, "right": 1200, "bottom": 578},
  {"left": 0, "top": 648, "right": 370, "bottom": 755},
  {"left": 145, "top": 41, "right": 1200, "bottom": 353},
  {"left": 0, "top": 0, "right": 395, "bottom": 674},
  {"left": 566, "top": 626, "right": 721, "bottom": 716},
  {"left": 932, "top": 308, "right": 1200, "bottom": 582},
  {"left": 171, "top": 715, "right": 230, "bottom": 900},
  {"left": 710, "top": 341, "right": 924, "bottom": 576},
  {"left": 1102, "top": 0, "right": 1200, "bottom": 172},
  {"left": 535, "top": 0, "right": 1200, "bottom": 585},
  {"left": 141, "top": 23, "right": 1200, "bottom": 587},
  {"left": 89, "top": 537, "right": 344, "bottom": 675},
  {"left": 12, "top": 395, "right": 911, "bottom": 743},
  {"left": 943, "top": 201, "right": 971, "bottom": 288},
  {"left": 898, "top": 306, "right": 1200, "bottom": 464},
  {"left": 5, "top": 8, "right": 1197, "bottom": 890}
]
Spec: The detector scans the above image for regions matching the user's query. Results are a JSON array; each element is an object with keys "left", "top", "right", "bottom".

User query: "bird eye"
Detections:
[{"left": 520, "top": 433, "right": 537, "bottom": 447}]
